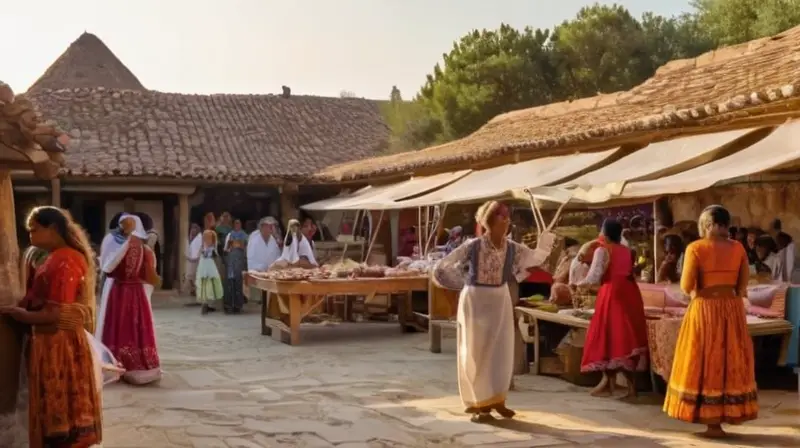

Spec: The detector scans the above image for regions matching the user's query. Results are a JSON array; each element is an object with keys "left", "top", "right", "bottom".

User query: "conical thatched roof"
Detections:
[{"left": 28, "top": 32, "right": 145, "bottom": 93}]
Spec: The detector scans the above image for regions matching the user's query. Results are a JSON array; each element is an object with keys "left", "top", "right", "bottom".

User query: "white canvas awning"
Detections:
[
  {"left": 302, "top": 187, "right": 372, "bottom": 211},
  {"left": 301, "top": 170, "right": 470, "bottom": 211},
  {"left": 561, "top": 128, "right": 761, "bottom": 191},
  {"left": 395, "top": 148, "right": 619, "bottom": 207},
  {"left": 570, "top": 120, "right": 800, "bottom": 203}
]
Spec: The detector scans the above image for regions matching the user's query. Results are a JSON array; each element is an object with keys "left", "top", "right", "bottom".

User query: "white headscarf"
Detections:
[
  {"left": 98, "top": 213, "right": 145, "bottom": 269},
  {"left": 122, "top": 213, "right": 148, "bottom": 240},
  {"left": 273, "top": 219, "right": 318, "bottom": 267}
]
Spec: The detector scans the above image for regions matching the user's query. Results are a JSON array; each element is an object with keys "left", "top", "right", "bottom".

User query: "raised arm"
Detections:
[
  {"left": 512, "top": 241, "right": 552, "bottom": 282},
  {"left": 575, "top": 247, "right": 608, "bottom": 286}
]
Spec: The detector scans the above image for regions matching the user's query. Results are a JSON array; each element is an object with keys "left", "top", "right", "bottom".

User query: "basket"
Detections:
[{"left": 572, "top": 285, "right": 599, "bottom": 309}]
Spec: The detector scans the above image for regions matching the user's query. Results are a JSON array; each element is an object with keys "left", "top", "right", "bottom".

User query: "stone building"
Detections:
[{"left": 12, "top": 32, "right": 391, "bottom": 289}]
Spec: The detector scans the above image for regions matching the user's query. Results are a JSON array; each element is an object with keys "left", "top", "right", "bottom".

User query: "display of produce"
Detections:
[{"left": 251, "top": 259, "right": 424, "bottom": 282}]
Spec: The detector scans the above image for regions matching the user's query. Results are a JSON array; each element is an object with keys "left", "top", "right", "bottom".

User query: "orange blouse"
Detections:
[{"left": 680, "top": 238, "right": 749, "bottom": 297}]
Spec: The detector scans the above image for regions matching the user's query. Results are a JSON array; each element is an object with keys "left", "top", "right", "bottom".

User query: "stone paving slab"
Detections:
[{"left": 98, "top": 301, "right": 800, "bottom": 447}]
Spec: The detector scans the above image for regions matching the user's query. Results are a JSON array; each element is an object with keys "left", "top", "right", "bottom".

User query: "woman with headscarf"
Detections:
[
  {"left": 574, "top": 219, "right": 648, "bottom": 399},
  {"left": 432, "top": 201, "right": 555, "bottom": 423},
  {"left": 216, "top": 212, "right": 233, "bottom": 253},
  {"left": 96, "top": 214, "right": 162, "bottom": 385},
  {"left": 223, "top": 219, "right": 249, "bottom": 314},
  {"left": 272, "top": 219, "right": 318, "bottom": 269},
  {"left": 185, "top": 223, "right": 202, "bottom": 296},
  {"left": 664, "top": 205, "right": 758, "bottom": 438}
]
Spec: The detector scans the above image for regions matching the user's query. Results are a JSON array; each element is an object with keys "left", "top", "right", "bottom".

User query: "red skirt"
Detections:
[
  {"left": 101, "top": 281, "right": 161, "bottom": 381},
  {"left": 581, "top": 276, "right": 649, "bottom": 372}
]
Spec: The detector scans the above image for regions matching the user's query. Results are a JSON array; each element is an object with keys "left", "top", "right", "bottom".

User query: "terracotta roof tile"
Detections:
[
  {"left": 319, "top": 25, "right": 800, "bottom": 181},
  {"left": 28, "top": 87, "right": 390, "bottom": 182}
]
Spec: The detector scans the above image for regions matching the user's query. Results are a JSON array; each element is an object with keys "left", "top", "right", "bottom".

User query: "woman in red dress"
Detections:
[
  {"left": 97, "top": 214, "right": 161, "bottom": 385},
  {"left": 573, "top": 219, "right": 648, "bottom": 398}
]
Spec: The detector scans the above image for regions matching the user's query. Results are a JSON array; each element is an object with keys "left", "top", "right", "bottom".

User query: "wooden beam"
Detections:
[
  {"left": 177, "top": 193, "right": 190, "bottom": 294},
  {"left": 50, "top": 178, "right": 61, "bottom": 207}
]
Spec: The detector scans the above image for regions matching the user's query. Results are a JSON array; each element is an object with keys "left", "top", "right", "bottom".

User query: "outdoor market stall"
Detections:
[{"left": 245, "top": 270, "right": 428, "bottom": 345}]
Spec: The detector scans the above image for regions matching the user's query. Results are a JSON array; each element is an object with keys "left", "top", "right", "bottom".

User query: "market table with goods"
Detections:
[
  {"left": 244, "top": 263, "right": 428, "bottom": 345},
  {"left": 513, "top": 282, "right": 795, "bottom": 389}
]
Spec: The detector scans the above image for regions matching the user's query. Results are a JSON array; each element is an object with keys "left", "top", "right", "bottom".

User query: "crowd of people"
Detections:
[
  {"left": 184, "top": 212, "right": 320, "bottom": 314},
  {"left": 0, "top": 199, "right": 781, "bottom": 444},
  {"left": 432, "top": 201, "right": 767, "bottom": 439}
]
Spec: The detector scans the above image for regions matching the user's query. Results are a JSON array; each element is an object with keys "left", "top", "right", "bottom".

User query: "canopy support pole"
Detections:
[
  {"left": 424, "top": 203, "right": 448, "bottom": 254},
  {"left": 652, "top": 201, "right": 659, "bottom": 284},
  {"left": 364, "top": 209, "right": 385, "bottom": 263}
]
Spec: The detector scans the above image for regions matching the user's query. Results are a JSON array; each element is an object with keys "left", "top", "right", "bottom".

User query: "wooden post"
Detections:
[
  {"left": 177, "top": 193, "right": 189, "bottom": 293},
  {"left": 389, "top": 210, "right": 399, "bottom": 266},
  {"left": 0, "top": 170, "right": 22, "bottom": 413},
  {"left": 653, "top": 201, "right": 659, "bottom": 282},
  {"left": 279, "top": 184, "right": 299, "bottom": 224},
  {"left": 50, "top": 177, "right": 61, "bottom": 207}
]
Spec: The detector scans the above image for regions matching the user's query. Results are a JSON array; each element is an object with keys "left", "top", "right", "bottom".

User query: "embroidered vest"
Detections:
[{"left": 466, "top": 239, "right": 516, "bottom": 287}]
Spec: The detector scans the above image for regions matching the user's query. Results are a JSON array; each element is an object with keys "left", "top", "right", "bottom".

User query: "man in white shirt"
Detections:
[{"left": 247, "top": 217, "right": 281, "bottom": 271}]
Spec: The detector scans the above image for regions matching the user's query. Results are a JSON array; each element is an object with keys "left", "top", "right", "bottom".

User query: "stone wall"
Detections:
[{"left": 669, "top": 182, "right": 800, "bottom": 238}]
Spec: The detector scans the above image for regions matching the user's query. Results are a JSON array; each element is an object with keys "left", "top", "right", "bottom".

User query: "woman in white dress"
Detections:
[
  {"left": 432, "top": 201, "right": 554, "bottom": 422},
  {"left": 272, "top": 219, "right": 318, "bottom": 269},
  {"left": 185, "top": 223, "right": 202, "bottom": 297}
]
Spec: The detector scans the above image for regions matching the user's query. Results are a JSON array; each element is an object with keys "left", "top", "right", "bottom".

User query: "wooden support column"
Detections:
[
  {"left": 177, "top": 193, "right": 189, "bottom": 293},
  {"left": 0, "top": 169, "right": 22, "bottom": 412},
  {"left": 50, "top": 178, "right": 61, "bottom": 207},
  {"left": 389, "top": 210, "right": 399, "bottom": 266},
  {"left": 279, "top": 184, "right": 299, "bottom": 224}
]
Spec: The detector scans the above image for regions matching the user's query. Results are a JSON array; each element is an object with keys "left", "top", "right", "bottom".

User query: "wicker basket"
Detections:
[{"left": 572, "top": 285, "right": 599, "bottom": 309}]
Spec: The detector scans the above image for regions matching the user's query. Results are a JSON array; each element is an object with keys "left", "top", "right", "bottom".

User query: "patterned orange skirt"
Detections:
[
  {"left": 28, "top": 328, "right": 102, "bottom": 448},
  {"left": 663, "top": 296, "right": 758, "bottom": 424}
]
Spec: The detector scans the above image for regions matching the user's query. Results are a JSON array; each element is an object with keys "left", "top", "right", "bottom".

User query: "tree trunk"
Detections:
[{"left": 0, "top": 169, "right": 22, "bottom": 412}]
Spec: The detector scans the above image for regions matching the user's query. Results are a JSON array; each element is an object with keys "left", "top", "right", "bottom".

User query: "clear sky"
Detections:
[{"left": 3, "top": 0, "right": 691, "bottom": 100}]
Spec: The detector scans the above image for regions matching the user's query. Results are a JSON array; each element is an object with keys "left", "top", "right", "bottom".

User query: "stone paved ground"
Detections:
[{"left": 102, "top": 298, "right": 800, "bottom": 448}]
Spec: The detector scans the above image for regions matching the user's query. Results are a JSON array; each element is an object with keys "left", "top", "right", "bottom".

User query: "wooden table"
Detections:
[
  {"left": 514, "top": 307, "right": 589, "bottom": 376},
  {"left": 517, "top": 307, "right": 794, "bottom": 394},
  {"left": 245, "top": 274, "right": 429, "bottom": 345}
]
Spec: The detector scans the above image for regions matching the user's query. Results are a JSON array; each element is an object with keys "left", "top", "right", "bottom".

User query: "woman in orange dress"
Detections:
[
  {"left": 0, "top": 206, "right": 102, "bottom": 447},
  {"left": 663, "top": 205, "right": 758, "bottom": 438}
]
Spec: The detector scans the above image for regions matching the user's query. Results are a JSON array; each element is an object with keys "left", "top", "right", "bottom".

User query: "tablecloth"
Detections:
[{"left": 646, "top": 318, "right": 683, "bottom": 381}]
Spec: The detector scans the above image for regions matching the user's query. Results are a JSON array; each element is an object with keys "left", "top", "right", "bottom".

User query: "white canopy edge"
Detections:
[
  {"left": 560, "top": 128, "right": 760, "bottom": 189},
  {"left": 547, "top": 120, "right": 800, "bottom": 205},
  {"left": 301, "top": 170, "right": 471, "bottom": 211},
  {"left": 301, "top": 186, "right": 372, "bottom": 211},
  {"left": 394, "top": 148, "right": 620, "bottom": 208}
]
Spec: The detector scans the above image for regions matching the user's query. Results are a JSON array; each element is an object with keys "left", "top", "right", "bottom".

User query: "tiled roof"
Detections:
[
  {"left": 28, "top": 87, "right": 390, "bottom": 182},
  {"left": 28, "top": 32, "right": 145, "bottom": 93},
  {"left": 319, "top": 25, "right": 800, "bottom": 181},
  {"left": 0, "top": 81, "right": 66, "bottom": 179}
]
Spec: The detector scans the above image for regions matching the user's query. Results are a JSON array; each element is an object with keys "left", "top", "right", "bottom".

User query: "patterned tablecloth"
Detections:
[{"left": 646, "top": 318, "right": 683, "bottom": 381}]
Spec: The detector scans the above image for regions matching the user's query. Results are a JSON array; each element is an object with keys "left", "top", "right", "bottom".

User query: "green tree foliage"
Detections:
[
  {"left": 692, "top": 0, "right": 800, "bottom": 45},
  {"left": 380, "top": 0, "right": 800, "bottom": 153}
]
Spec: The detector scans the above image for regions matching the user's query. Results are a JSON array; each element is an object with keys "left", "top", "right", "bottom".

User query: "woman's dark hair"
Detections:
[
  {"left": 108, "top": 212, "right": 124, "bottom": 230},
  {"left": 771, "top": 218, "right": 782, "bottom": 232},
  {"left": 564, "top": 237, "right": 580, "bottom": 249},
  {"left": 601, "top": 219, "right": 623, "bottom": 244},
  {"left": 664, "top": 234, "right": 684, "bottom": 254},
  {"left": 728, "top": 226, "right": 738, "bottom": 239},
  {"left": 755, "top": 234, "right": 778, "bottom": 254}
]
